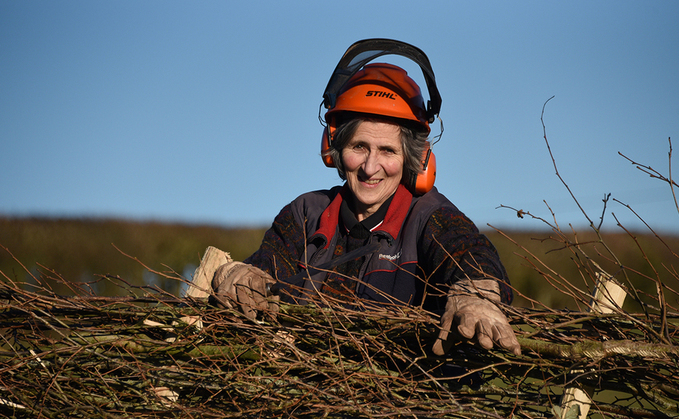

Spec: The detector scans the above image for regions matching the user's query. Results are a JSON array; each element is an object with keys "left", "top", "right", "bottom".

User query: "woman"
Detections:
[{"left": 212, "top": 40, "right": 520, "bottom": 356}]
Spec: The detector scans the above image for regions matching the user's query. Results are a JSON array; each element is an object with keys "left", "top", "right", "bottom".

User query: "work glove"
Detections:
[
  {"left": 432, "top": 279, "right": 521, "bottom": 356},
  {"left": 211, "top": 261, "right": 278, "bottom": 321}
]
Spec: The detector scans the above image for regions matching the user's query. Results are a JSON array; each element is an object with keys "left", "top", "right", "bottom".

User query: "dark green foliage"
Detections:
[{"left": 0, "top": 216, "right": 266, "bottom": 297}]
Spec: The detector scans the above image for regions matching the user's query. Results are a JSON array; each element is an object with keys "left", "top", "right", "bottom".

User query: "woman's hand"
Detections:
[
  {"left": 212, "top": 262, "right": 279, "bottom": 320},
  {"left": 432, "top": 279, "right": 521, "bottom": 356}
]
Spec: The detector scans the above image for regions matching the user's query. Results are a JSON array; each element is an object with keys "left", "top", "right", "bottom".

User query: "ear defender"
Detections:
[
  {"left": 321, "top": 115, "right": 336, "bottom": 167},
  {"left": 410, "top": 142, "right": 436, "bottom": 195},
  {"left": 320, "top": 127, "right": 334, "bottom": 167}
]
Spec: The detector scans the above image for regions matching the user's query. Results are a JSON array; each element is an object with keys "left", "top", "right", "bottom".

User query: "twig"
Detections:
[
  {"left": 619, "top": 137, "right": 679, "bottom": 217},
  {"left": 540, "top": 96, "right": 593, "bottom": 227}
]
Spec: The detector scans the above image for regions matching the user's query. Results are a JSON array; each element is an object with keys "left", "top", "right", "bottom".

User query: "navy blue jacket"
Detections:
[{"left": 245, "top": 184, "right": 511, "bottom": 311}]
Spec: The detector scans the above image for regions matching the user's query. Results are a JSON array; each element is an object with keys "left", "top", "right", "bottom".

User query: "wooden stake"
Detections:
[
  {"left": 559, "top": 272, "right": 627, "bottom": 418},
  {"left": 185, "top": 246, "right": 232, "bottom": 300}
]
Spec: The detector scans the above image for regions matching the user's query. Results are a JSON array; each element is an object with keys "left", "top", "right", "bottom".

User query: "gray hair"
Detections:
[{"left": 323, "top": 116, "right": 429, "bottom": 188}]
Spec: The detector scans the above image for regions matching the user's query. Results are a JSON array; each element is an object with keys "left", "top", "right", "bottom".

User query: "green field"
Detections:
[{"left": 2, "top": 215, "right": 677, "bottom": 313}]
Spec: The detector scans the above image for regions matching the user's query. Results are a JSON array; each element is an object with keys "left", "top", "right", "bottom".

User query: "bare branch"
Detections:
[{"left": 541, "top": 96, "right": 594, "bottom": 227}]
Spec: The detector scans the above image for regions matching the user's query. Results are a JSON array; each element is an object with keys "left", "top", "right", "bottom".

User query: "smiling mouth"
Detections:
[{"left": 362, "top": 179, "right": 381, "bottom": 185}]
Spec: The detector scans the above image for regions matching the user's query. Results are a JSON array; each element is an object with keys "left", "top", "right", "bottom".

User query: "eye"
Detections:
[{"left": 381, "top": 146, "right": 399, "bottom": 155}]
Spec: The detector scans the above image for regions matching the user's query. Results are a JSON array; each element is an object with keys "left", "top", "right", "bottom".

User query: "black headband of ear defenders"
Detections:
[{"left": 322, "top": 38, "right": 442, "bottom": 123}]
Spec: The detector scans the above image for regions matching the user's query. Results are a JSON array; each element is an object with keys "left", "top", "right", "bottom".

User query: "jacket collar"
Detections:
[{"left": 312, "top": 184, "right": 413, "bottom": 249}]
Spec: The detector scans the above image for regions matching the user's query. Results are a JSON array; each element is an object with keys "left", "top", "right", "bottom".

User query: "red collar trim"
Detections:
[
  {"left": 374, "top": 184, "right": 413, "bottom": 238},
  {"left": 313, "top": 184, "right": 413, "bottom": 249}
]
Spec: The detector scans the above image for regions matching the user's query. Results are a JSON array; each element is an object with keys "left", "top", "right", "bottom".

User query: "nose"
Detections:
[{"left": 361, "top": 150, "right": 381, "bottom": 177}]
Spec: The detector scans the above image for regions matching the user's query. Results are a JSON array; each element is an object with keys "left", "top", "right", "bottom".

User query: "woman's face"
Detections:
[{"left": 341, "top": 120, "right": 404, "bottom": 221}]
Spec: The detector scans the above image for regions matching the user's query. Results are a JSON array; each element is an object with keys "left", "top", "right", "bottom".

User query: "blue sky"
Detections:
[{"left": 2, "top": 1, "right": 678, "bottom": 234}]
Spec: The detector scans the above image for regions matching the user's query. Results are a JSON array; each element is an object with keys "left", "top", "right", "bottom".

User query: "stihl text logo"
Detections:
[{"left": 366, "top": 91, "right": 397, "bottom": 100}]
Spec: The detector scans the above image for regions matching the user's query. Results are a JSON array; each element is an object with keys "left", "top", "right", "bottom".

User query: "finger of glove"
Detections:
[
  {"left": 474, "top": 319, "right": 522, "bottom": 355},
  {"left": 478, "top": 305, "right": 521, "bottom": 356},
  {"left": 246, "top": 266, "right": 280, "bottom": 316},
  {"left": 433, "top": 310, "right": 454, "bottom": 356},
  {"left": 212, "top": 262, "right": 244, "bottom": 294},
  {"left": 492, "top": 322, "right": 522, "bottom": 356},
  {"left": 211, "top": 265, "right": 238, "bottom": 308},
  {"left": 211, "top": 293, "right": 234, "bottom": 310},
  {"left": 432, "top": 338, "right": 447, "bottom": 356},
  {"left": 244, "top": 272, "right": 271, "bottom": 311},
  {"left": 454, "top": 311, "right": 478, "bottom": 340},
  {"left": 235, "top": 284, "right": 258, "bottom": 320},
  {"left": 474, "top": 318, "right": 495, "bottom": 350},
  {"left": 212, "top": 265, "right": 232, "bottom": 294}
]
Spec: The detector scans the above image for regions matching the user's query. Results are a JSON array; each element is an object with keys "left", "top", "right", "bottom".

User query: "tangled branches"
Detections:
[{"left": 0, "top": 271, "right": 677, "bottom": 419}]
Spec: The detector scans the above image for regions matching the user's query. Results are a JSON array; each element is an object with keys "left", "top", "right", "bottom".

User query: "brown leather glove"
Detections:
[
  {"left": 432, "top": 279, "right": 521, "bottom": 356},
  {"left": 211, "top": 261, "right": 278, "bottom": 320}
]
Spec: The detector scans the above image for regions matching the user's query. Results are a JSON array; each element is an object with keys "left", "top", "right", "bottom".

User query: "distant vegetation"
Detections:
[
  {"left": 0, "top": 216, "right": 267, "bottom": 298},
  {"left": 2, "top": 215, "right": 677, "bottom": 312}
]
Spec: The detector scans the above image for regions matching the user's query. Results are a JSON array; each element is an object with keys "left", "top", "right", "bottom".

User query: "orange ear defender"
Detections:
[
  {"left": 411, "top": 143, "right": 436, "bottom": 195},
  {"left": 321, "top": 126, "right": 334, "bottom": 167}
]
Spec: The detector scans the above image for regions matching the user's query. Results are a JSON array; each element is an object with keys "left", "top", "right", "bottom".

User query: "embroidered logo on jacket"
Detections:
[{"left": 378, "top": 251, "right": 401, "bottom": 261}]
